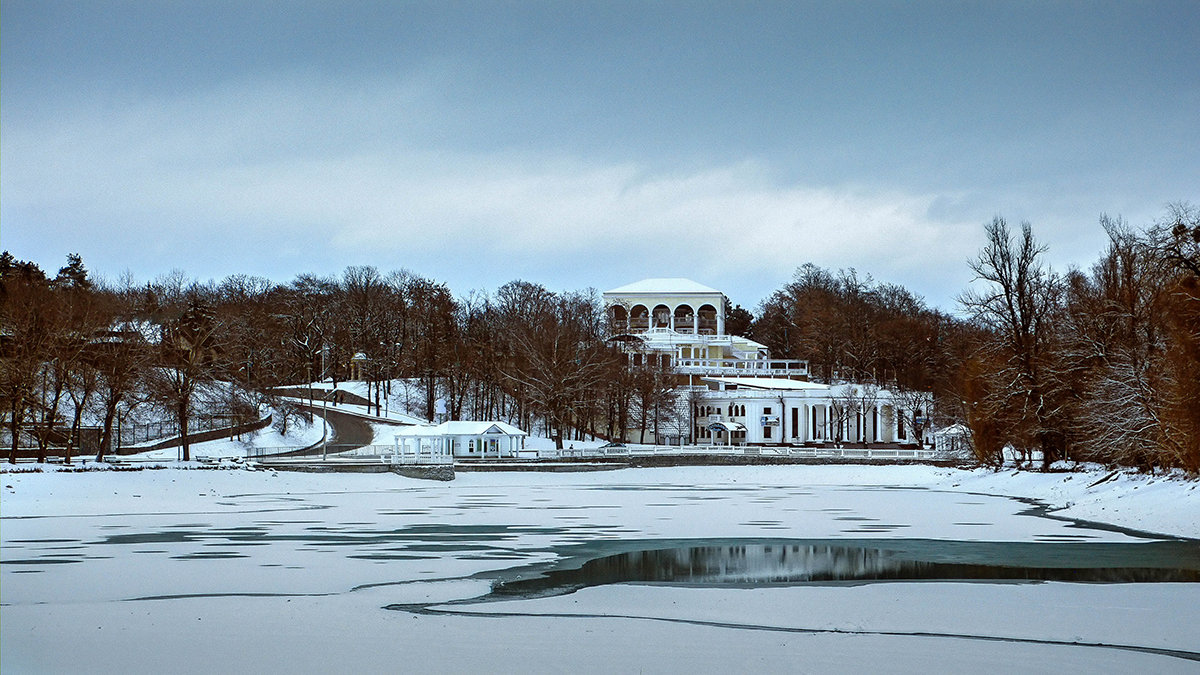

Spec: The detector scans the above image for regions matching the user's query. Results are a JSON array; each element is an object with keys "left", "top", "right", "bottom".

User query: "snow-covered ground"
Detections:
[
  {"left": 1, "top": 464, "right": 1196, "bottom": 673},
  {"left": 120, "top": 411, "right": 327, "bottom": 461}
]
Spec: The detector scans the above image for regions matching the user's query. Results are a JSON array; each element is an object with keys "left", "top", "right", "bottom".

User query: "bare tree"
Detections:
[
  {"left": 145, "top": 296, "right": 224, "bottom": 461},
  {"left": 959, "top": 218, "right": 1067, "bottom": 469}
]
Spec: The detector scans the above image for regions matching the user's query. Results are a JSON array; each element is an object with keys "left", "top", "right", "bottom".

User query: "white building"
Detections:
[
  {"left": 603, "top": 278, "right": 809, "bottom": 380},
  {"left": 393, "top": 421, "right": 527, "bottom": 459},
  {"left": 603, "top": 278, "right": 932, "bottom": 447},
  {"left": 695, "top": 377, "right": 931, "bottom": 447}
]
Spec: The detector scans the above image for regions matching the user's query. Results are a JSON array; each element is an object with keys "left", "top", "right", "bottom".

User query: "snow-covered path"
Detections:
[{"left": 2, "top": 465, "right": 1197, "bottom": 673}]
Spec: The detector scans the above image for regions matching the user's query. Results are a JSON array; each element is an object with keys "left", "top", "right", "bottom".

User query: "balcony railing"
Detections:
[{"left": 675, "top": 358, "right": 809, "bottom": 377}]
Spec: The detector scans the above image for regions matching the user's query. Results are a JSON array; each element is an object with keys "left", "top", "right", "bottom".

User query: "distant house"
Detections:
[
  {"left": 393, "top": 421, "right": 527, "bottom": 459},
  {"left": 603, "top": 278, "right": 932, "bottom": 447},
  {"left": 933, "top": 424, "right": 972, "bottom": 457}
]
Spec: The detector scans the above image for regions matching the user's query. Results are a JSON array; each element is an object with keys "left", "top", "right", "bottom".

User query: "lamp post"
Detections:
[{"left": 321, "top": 346, "right": 329, "bottom": 461}]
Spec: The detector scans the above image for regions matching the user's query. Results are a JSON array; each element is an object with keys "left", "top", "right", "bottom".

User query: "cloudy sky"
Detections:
[{"left": 3, "top": 1, "right": 1197, "bottom": 311}]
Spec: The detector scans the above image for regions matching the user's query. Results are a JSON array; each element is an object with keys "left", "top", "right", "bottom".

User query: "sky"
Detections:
[{"left": 2, "top": 0, "right": 1197, "bottom": 312}]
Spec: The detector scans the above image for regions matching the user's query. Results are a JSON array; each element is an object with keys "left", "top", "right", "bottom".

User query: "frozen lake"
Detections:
[{"left": 2, "top": 466, "right": 1198, "bottom": 673}]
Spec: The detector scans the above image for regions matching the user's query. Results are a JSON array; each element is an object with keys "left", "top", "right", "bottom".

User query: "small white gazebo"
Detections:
[
  {"left": 933, "top": 423, "right": 972, "bottom": 457},
  {"left": 394, "top": 421, "right": 527, "bottom": 460}
]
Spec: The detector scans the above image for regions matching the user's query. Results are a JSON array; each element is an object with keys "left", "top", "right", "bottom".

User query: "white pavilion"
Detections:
[{"left": 393, "top": 421, "right": 527, "bottom": 460}]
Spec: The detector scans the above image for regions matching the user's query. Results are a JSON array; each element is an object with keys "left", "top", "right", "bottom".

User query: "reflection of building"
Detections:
[
  {"left": 603, "top": 278, "right": 809, "bottom": 381},
  {"left": 603, "top": 278, "right": 932, "bottom": 447}
]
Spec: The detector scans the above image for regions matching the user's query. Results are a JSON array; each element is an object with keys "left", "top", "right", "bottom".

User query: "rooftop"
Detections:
[
  {"left": 395, "top": 421, "right": 527, "bottom": 437},
  {"left": 604, "top": 278, "right": 722, "bottom": 295},
  {"left": 702, "top": 377, "right": 830, "bottom": 391}
]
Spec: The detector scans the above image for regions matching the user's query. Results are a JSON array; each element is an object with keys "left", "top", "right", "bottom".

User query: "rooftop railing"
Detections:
[{"left": 675, "top": 358, "right": 809, "bottom": 377}]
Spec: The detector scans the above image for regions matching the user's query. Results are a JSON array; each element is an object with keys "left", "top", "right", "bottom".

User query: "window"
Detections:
[
  {"left": 764, "top": 407, "right": 772, "bottom": 415},
  {"left": 764, "top": 426, "right": 773, "bottom": 439}
]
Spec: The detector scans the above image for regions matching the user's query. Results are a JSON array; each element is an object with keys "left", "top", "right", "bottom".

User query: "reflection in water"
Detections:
[{"left": 490, "top": 542, "right": 1200, "bottom": 599}]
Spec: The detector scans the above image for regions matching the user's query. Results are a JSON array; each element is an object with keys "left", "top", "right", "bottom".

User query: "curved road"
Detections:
[
  {"left": 308, "top": 405, "right": 376, "bottom": 449},
  {"left": 263, "top": 404, "right": 378, "bottom": 458}
]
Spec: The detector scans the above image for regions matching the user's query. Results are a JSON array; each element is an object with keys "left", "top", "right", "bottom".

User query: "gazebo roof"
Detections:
[{"left": 396, "top": 421, "right": 527, "bottom": 437}]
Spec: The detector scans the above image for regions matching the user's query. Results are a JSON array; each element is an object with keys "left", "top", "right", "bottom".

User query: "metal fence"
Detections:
[{"left": 246, "top": 443, "right": 453, "bottom": 465}]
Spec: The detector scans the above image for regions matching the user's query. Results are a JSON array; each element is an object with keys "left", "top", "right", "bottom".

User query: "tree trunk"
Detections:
[
  {"left": 98, "top": 402, "right": 117, "bottom": 461},
  {"left": 178, "top": 397, "right": 191, "bottom": 462},
  {"left": 8, "top": 402, "right": 22, "bottom": 464}
]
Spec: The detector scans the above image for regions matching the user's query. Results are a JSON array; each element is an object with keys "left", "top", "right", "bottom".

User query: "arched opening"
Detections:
[
  {"left": 652, "top": 304, "right": 671, "bottom": 328},
  {"left": 609, "top": 305, "right": 628, "bottom": 333},
  {"left": 673, "top": 304, "right": 695, "bottom": 333},
  {"left": 629, "top": 305, "right": 650, "bottom": 332},
  {"left": 698, "top": 304, "right": 718, "bottom": 335}
]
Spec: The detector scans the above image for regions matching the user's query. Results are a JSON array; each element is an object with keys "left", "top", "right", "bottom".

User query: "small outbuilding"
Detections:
[
  {"left": 393, "top": 421, "right": 527, "bottom": 460},
  {"left": 933, "top": 423, "right": 972, "bottom": 457}
]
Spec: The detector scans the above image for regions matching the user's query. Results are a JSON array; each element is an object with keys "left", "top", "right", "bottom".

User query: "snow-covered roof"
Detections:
[
  {"left": 395, "top": 421, "right": 527, "bottom": 437},
  {"left": 702, "top": 377, "right": 830, "bottom": 391},
  {"left": 604, "top": 278, "right": 722, "bottom": 295}
]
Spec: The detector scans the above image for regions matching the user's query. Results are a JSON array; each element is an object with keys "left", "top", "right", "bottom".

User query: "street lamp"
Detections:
[{"left": 321, "top": 346, "right": 329, "bottom": 461}]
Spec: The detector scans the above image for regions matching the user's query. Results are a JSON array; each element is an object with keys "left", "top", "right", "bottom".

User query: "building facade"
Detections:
[
  {"left": 604, "top": 278, "right": 932, "bottom": 447},
  {"left": 695, "top": 377, "right": 931, "bottom": 447},
  {"left": 603, "top": 278, "right": 809, "bottom": 381}
]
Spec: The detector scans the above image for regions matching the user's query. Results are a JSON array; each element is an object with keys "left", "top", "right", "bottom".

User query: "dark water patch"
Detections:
[
  {"left": 125, "top": 591, "right": 331, "bottom": 602},
  {"left": 463, "top": 538, "right": 1200, "bottom": 603},
  {"left": 91, "top": 523, "right": 583, "bottom": 552},
  {"left": 953, "top": 522, "right": 992, "bottom": 526},
  {"left": 835, "top": 517, "right": 877, "bottom": 522},
  {"left": 404, "top": 543, "right": 509, "bottom": 553},
  {"left": 349, "top": 553, "right": 438, "bottom": 561},
  {"left": 172, "top": 551, "right": 248, "bottom": 560},
  {"left": 8, "top": 538, "right": 80, "bottom": 544},
  {"left": 0, "top": 558, "right": 83, "bottom": 565},
  {"left": 99, "top": 531, "right": 206, "bottom": 545},
  {"left": 843, "top": 524, "right": 911, "bottom": 533}
]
